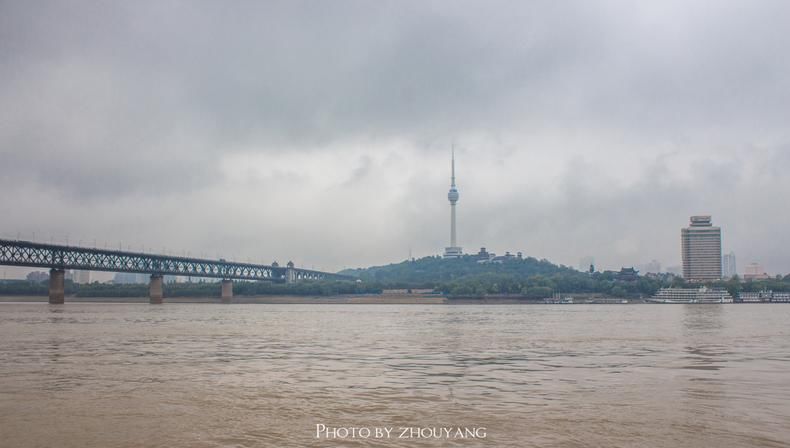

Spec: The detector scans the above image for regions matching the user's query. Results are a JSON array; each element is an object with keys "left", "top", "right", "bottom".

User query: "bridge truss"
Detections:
[{"left": 0, "top": 239, "right": 350, "bottom": 282}]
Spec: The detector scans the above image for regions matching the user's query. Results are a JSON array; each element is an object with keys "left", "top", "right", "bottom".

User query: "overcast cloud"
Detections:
[{"left": 2, "top": 0, "right": 789, "bottom": 276}]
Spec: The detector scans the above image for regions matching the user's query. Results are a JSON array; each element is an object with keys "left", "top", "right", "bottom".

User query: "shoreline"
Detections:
[
  {"left": 0, "top": 294, "right": 642, "bottom": 304},
  {"left": 0, "top": 295, "right": 772, "bottom": 304},
  {"left": 0, "top": 294, "right": 448, "bottom": 304}
]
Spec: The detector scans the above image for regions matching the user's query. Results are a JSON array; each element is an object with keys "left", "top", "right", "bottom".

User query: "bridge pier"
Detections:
[
  {"left": 149, "top": 274, "right": 164, "bottom": 304},
  {"left": 285, "top": 261, "right": 296, "bottom": 284},
  {"left": 48, "top": 268, "right": 65, "bottom": 304},
  {"left": 221, "top": 279, "right": 233, "bottom": 303}
]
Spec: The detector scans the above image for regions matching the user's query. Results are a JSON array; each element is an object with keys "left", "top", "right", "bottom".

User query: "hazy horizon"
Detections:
[{"left": 2, "top": 1, "right": 789, "bottom": 277}]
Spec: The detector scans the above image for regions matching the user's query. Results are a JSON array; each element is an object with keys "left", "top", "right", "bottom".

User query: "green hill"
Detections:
[
  {"left": 341, "top": 254, "right": 663, "bottom": 298},
  {"left": 342, "top": 254, "right": 790, "bottom": 299},
  {"left": 342, "top": 255, "right": 571, "bottom": 285}
]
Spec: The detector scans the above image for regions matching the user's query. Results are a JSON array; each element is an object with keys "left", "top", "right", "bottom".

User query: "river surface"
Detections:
[{"left": 0, "top": 303, "right": 788, "bottom": 447}]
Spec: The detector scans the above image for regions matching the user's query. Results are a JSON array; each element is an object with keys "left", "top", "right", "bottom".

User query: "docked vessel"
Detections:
[{"left": 648, "top": 286, "right": 733, "bottom": 304}]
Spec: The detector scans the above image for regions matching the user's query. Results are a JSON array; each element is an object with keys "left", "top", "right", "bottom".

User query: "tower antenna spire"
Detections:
[{"left": 451, "top": 145, "right": 456, "bottom": 187}]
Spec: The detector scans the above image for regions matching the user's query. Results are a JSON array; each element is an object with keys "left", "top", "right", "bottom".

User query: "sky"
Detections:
[{"left": 2, "top": 0, "right": 790, "bottom": 278}]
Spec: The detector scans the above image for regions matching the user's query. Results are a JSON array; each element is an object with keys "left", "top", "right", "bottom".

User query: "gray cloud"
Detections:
[{"left": 1, "top": 0, "right": 790, "bottom": 275}]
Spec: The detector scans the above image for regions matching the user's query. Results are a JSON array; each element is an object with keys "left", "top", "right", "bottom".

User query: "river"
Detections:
[{"left": 0, "top": 303, "right": 788, "bottom": 447}]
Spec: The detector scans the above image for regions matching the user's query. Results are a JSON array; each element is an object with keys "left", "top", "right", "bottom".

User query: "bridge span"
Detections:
[{"left": 0, "top": 239, "right": 352, "bottom": 304}]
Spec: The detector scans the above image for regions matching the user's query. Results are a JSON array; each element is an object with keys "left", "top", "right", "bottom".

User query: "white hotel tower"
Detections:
[
  {"left": 681, "top": 215, "right": 722, "bottom": 281},
  {"left": 443, "top": 150, "right": 463, "bottom": 258}
]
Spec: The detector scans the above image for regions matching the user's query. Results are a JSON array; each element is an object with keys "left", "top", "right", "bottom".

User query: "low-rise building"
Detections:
[
  {"left": 743, "top": 262, "right": 770, "bottom": 281},
  {"left": 476, "top": 248, "right": 524, "bottom": 264},
  {"left": 617, "top": 267, "right": 639, "bottom": 281}
]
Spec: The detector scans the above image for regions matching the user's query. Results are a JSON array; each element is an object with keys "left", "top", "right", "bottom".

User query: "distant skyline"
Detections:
[{"left": 2, "top": 1, "right": 790, "bottom": 276}]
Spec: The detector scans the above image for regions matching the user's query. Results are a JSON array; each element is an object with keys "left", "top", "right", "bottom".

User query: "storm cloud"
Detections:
[{"left": 1, "top": 0, "right": 789, "bottom": 276}]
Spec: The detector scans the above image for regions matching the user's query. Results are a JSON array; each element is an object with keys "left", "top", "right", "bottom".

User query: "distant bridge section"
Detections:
[{"left": 0, "top": 239, "right": 353, "bottom": 304}]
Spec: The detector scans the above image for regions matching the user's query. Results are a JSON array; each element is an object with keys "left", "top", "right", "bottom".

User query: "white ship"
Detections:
[{"left": 648, "top": 286, "right": 733, "bottom": 304}]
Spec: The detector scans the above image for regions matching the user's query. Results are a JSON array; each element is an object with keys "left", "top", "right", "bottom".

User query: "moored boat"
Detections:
[{"left": 648, "top": 286, "right": 733, "bottom": 304}]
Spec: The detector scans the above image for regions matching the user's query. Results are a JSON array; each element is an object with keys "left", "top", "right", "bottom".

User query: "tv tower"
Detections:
[{"left": 443, "top": 148, "right": 462, "bottom": 258}]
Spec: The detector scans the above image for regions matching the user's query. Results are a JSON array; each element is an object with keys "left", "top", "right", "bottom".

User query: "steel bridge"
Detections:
[{"left": 0, "top": 239, "right": 353, "bottom": 304}]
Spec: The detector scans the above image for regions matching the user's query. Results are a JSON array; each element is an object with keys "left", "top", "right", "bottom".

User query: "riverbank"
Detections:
[
  {"left": 0, "top": 294, "right": 641, "bottom": 304},
  {"left": 0, "top": 294, "right": 448, "bottom": 304}
]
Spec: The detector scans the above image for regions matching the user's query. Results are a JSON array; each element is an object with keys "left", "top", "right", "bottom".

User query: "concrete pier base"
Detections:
[
  {"left": 48, "top": 268, "right": 65, "bottom": 304},
  {"left": 285, "top": 262, "right": 296, "bottom": 284},
  {"left": 221, "top": 279, "right": 233, "bottom": 303},
  {"left": 149, "top": 274, "right": 164, "bottom": 304}
]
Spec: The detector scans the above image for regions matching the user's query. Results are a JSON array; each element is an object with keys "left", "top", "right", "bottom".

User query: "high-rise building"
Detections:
[
  {"left": 443, "top": 149, "right": 462, "bottom": 258},
  {"left": 681, "top": 215, "right": 722, "bottom": 281},
  {"left": 722, "top": 251, "right": 737, "bottom": 278}
]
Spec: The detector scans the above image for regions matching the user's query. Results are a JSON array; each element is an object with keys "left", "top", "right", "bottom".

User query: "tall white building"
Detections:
[
  {"left": 722, "top": 251, "right": 737, "bottom": 278},
  {"left": 443, "top": 149, "right": 462, "bottom": 258},
  {"left": 681, "top": 215, "right": 722, "bottom": 281}
]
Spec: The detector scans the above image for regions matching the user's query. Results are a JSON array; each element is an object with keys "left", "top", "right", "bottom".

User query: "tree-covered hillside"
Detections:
[
  {"left": 341, "top": 255, "right": 661, "bottom": 297},
  {"left": 342, "top": 255, "right": 572, "bottom": 286},
  {"left": 342, "top": 255, "right": 790, "bottom": 298}
]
